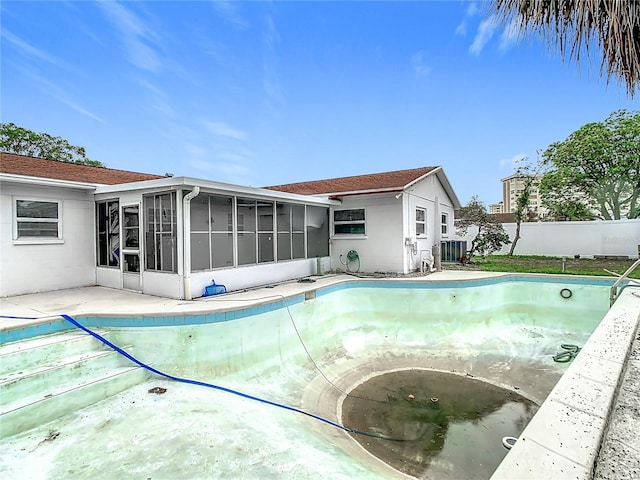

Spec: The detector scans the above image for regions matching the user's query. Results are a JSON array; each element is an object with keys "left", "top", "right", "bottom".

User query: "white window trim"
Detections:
[
  {"left": 332, "top": 208, "right": 367, "bottom": 237},
  {"left": 12, "top": 197, "right": 63, "bottom": 244},
  {"left": 441, "top": 212, "right": 449, "bottom": 236},
  {"left": 416, "top": 207, "right": 427, "bottom": 237}
]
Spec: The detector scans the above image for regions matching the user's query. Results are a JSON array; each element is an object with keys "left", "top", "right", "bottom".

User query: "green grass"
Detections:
[{"left": 469, "top": 255, "right": 640, "bottom": 279}]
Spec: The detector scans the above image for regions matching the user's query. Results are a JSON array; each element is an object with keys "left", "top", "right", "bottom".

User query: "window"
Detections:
[
  {"left": 96, "top": 200, "right": 119, "bottom": 267},
  {"left": 441, "top": 213, "right": 448, "bottom": 235},
  {"left": 14, "top": 199, "right": 61, "bottom": 240},
  {"left": 306, "top": 206, "right": 329, "bottom": 257},
  {"left": 276, "top": 203, "right": 304, "bottom": 261},
  {"left": 191, "top": 194, "right": 234, "bottom": 270},
  {"left": 237, "top": 198, "right": 257, "bottom": 265},
  {"left": 257, "top": 201, "right": 274, "bottom": 263},
  {"left": 123, "top": 205, "right": 139, "bottom": 249},
  {"left": 334, "top": 209, "right": 365, "bottom": 235},
  {"left": 190, "top": 196, "right": 329, "bottom": 270},
  {"left": 441, "top": 240, "right": 467, "bottom": 262},
  {"left": 210, "top": 195, "right": 234, "bottom": 268},
  {"left": 144, "top": 192, "right": 177, "bottom": 272},
  {"left": 416, "top": 208, "right": 426, "bottom": 236}
]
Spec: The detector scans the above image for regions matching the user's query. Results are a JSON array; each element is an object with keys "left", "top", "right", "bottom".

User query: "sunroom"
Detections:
[{"left": 94, "top": 177, "right": 335, "bottom": 300}]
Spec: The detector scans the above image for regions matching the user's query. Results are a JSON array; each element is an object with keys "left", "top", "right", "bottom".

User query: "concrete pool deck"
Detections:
[{"left": 1, "top": 271, "right": 639, "bottom": 479}]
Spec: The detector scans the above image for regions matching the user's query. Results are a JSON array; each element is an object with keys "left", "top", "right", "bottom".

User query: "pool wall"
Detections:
[
  {"left": 96, "top": 279, "right": 610, "bottom": 386},
  {"left": 492, "top": 287, "right": 640, "bottom": 479}
]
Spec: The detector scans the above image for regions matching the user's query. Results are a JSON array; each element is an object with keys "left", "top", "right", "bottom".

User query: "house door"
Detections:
[{"left": 122, "top": 204, "right": 141, "bottom": 291}]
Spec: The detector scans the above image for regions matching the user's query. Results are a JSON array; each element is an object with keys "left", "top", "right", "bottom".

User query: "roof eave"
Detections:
[
  {"left": 95, "top": 176, "right": 339, "bottom": 206},
  {"left": 403, "top": 166, "right": 461, "bottom": 209},
  {"left": 324, "top": 187, "right": 404, "bottom": 197},
  {"left": 434, "top": 167, "right": 462, "bottom": 209},
  {"left": 0, "top": 173, "right": 99, "bottom": 190}
]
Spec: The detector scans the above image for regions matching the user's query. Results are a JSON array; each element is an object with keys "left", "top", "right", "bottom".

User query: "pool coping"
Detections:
[{"left": 491, "top": 287, "right": 640, "bottom": 480}]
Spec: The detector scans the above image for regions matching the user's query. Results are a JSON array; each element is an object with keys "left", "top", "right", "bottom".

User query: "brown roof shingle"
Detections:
[
  {"left": 265, "top": 166, "right": 438, "bottom": 195},
  {"left": 0, "top": 153, "right": 164, "bottom": 185}
]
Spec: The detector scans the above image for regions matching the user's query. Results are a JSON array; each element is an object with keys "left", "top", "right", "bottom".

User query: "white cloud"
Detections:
[
  {"left": 455, "top": 21, "right": 467, "bottom": 36},
  {"left": 98, "top": 1, "right": 163, "bottom": 73},
  {"left": 499, "top": 19, "right": 520, "bottom": 52},
  {"left": 455, "top": 2, "right": 479, "bottom": 36},
  {"left": 262, "top": 12, "right": 285, "bottom": 113},
  {"left": 499, "top": 153, "right": 528, "bottom": 171},
  {"left": 212, "top": 1, "right": 249, "bottom": 29},
  {"left": 411, "top": 50, "right": 432, "bottom": 78},
  {"left": 135, "top": 79, "right": 177, "bottom": 118},
  {"left": 18, "top": 67, "right": 105, "bottom": 123},
  {"left": 470, "top": 16, "right": 497, "bottom": 55},
  {"left": 2, "top": 29, "right": 73, "bottom": 70},
  {"left": 202, "top": 121, "right": 247, "bottom": 141},
  {"left": 466, "top": 2, "right": 479, "bottom": 17}
]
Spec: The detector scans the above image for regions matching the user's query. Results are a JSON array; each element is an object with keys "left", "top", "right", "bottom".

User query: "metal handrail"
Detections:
[{"left": 610, "top": 258, "right": 640, "bottom": 306}]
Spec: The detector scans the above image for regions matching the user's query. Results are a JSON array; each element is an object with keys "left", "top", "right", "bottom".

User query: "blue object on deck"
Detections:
[{"left": 204, "top": 280, "right": 227, "bottom": 296}]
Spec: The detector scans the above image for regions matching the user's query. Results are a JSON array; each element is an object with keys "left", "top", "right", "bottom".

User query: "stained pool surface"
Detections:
[
  {"left": 341, "top": 369, "right": 538, "bottom": 479},
  {"left": 0, "top": 276, "right": 614, "bottom": 479}
]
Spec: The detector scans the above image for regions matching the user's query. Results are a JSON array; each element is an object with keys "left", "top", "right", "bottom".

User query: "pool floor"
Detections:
[
  {"left": 341, "top": 369, "right": 538, "bottom": 479},
  {"left": 1, "top": 340, "right": 570, "bottom": 480}
]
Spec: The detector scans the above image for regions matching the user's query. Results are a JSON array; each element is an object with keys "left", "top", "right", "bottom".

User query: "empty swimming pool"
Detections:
[{"left": 0, "top": 275, "right": 615, "bottom": 479}]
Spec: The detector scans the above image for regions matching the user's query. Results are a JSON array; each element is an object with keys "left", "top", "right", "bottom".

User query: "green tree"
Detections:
[
  {"left": 0, "top": 122, "right": 104, "bottom": 167},
  {"left": 539, "top": 110, "right": 639, "bottom": 220},
  {"left": 491, "top": 0, "right": 640, "bottom": 96},
  {"left": 508, "top": 158, "right": 541, "bottom": 255},
  {"left": 455, "top": 196, "right": 511, "bottom": 262}
]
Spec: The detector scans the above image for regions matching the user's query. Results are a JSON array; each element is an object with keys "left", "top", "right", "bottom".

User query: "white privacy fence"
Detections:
[{"left": 455, "top": 218, "right": 640, "bottom": 258}]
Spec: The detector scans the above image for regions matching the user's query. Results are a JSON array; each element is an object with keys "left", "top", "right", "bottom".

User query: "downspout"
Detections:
[
  {"left": 183, "top": 186, "right": 200, "bottom": 300},
  {"left": 405, "top": 190, "right": 411, "bottom": 274},
  {"left": 433, "top": 195, "right": 442, "bottom": 272}
]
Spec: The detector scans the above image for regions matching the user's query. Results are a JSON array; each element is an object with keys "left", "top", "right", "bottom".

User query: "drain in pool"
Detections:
[{"left": 341, "top": 369, "right": 537, "bottom": 479}]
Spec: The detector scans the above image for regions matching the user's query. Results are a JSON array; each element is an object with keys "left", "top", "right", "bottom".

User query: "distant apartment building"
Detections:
[
  {"left": 501, "top": 174, "right": 549, "bottom": 219},
  {"left": 489, "top": 201, "right": 503, "bottom": 214}
]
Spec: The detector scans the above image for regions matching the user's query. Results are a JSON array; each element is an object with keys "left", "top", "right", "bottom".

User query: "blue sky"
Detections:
[{"left": 2, "top": 1, "right": 635, "bottom": 205}]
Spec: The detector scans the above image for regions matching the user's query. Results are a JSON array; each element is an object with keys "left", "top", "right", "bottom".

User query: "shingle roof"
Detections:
[
  {"left": 0, "top": 153, "right": 164, "bottom": 185},
  {"left": 265, "top": 166, "right": 438, "bottom": 195}
]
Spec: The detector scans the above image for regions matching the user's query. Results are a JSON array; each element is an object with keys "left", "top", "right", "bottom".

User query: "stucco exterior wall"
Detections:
[
  {"left": 405, "top": 173, "right": 456, "bottom": 271},
  {"left": 189, "top": 258, "right": 326, "bottom": 299},
  {"left": 456, "top": 219, "right": 640, "bottom": 258},
  {"left": 329, "top": 193, "right": 405, "bottom": 273},
  {"left": 327, "top": 174, "right": 457, "bottom": 274},
  {"left": 0, "top": 182, "right": 96, "bottom": 296}
]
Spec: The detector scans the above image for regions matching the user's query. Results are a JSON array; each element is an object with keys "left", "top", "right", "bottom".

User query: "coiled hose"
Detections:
[{"left": 552, "top": 344, "right": 581, "bottom": 363}]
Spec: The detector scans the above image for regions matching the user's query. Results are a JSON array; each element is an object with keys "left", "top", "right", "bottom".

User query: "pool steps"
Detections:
[{"left": 0, "top": 330, "right": 148, "bottom": 437}]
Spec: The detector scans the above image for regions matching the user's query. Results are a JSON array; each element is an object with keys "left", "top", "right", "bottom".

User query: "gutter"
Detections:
[{"left": 182, "top": 185, "right": 200, "bottom": 300}]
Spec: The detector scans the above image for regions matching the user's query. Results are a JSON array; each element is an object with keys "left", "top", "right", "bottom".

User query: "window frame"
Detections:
[
  {"left": 415, "top": 207, "right": 426, "bottom": 237},
  {"left": 13, "top": 197, "right": 63, "bottom": 244},
  {"left": 191, "top": 194, "right": 235, "bottom": 271},
  {"left": 96, "top": 199, "right": 120, "bottom": 268},
  {"left": 333, "top": 208, "right": 366, "bottom": 236},
  {"left": 144, "top": 192, "right": 177, "bottom": 273},
  {"left": 441, "top": 212, "right": 449, "bottom": 236}
]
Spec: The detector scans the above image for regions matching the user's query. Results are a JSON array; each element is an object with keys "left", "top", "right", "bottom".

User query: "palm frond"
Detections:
[{"left": 491, "top": 0, "right": 640, "bottom": 96}]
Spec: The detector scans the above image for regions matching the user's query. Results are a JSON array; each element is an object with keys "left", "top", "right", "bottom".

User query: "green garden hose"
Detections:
[
  {"left": 553, "top": 344, "right": 581, "bottom": 363},
  {"left": 339, "top": 249, "right": 360, "bottom": 272}
]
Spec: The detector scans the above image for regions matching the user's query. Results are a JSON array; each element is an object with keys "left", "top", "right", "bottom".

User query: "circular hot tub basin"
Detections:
[{"left": 340, "top": 368, "right": 538, "bottom": 479}]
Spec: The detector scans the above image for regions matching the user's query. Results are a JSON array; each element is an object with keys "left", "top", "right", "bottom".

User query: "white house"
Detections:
[
  {"left": 267, "top": 166, "right": 461, "bottom": 274},
  {"left": 1, "top": 153, "right": 460, "bottom": 299}
]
